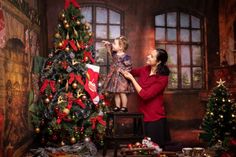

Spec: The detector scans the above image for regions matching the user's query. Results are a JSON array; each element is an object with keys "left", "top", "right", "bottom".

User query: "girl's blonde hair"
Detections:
[{"left": 116, "top": 36, "right": 129, "bottom": 51}]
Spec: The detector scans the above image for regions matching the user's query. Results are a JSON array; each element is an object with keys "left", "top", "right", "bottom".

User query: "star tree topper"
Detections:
[{"left": 217, "top": 78, "right": 226, "bottom": 87}]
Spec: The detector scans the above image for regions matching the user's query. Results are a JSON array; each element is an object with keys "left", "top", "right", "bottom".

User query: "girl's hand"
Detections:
[
  {"left": 120, "top": 70, "right": 133, "bottom": 80},
  {"left": 102, "top": 40, "right": 112, "bottom": 53}
]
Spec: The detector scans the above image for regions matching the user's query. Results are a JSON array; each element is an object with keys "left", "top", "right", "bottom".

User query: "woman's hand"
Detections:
[
  {"left": 120, "top": 70, "right": 142, "bottom": 93},
  {"left": 120, "top": 70, "right": 133, "bottom": 80}
]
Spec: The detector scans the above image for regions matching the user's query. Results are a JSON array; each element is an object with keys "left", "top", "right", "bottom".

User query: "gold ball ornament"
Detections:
[
  {"left": 76, "top": 20, "right": 80, "bottom": 25},
  {"left": 70, "top": 137, "right": 76, "bottom": 144},
  {"left": 35, "top": 127, "right": 40, "bottom": 133},
  {"left": 58, "top": 79, "right": 62, "bottom": 84},
  {"left": 63, "top": 108, "right": 70, "bottom": 115},
  {"left": 63, "top": 20, "right": 68, "bottom": 24},
  {"left": 44, "top": 98, "right": 50, "bottom": 104},
  {"left": 61, "top": 141, "right": 65, "bottom": 146},
  {"left": 88, "top": 32, "right": 92, "bottom": 36},
  {"left": 58, "top": 42, "right": 63, "bottom": 48},
  {"left": 55, "top": 32, "right": 61, "bottom": 38},
  {"left": 84, "top": 136, "right": 91, "bottom": 142},
  {"left": 85, "top": 25, "right": 90, "bottom": 30},
  {"left": 72, "top": 82, "right": 78, "bottom": 89},
  {"left": 65, "top": 47, "right": 70, "bottom": 52},
  {"left": 102, "top": 101, "right": 106, "bottom": 106},
  {"left": 60, "top": 12, "right": 65, "bottom": 19},
  {"left": 65, "top": 23, "right": 70, "bottom": 29}
]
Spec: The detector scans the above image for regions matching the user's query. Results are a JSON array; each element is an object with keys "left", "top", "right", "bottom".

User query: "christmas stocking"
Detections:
[{"left": 85, "top": 64, "right": 100, "bottom": 104}]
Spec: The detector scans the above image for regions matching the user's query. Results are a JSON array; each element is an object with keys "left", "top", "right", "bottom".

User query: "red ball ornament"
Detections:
[
  {"left": 82, "top": 95, "right": 87, "bottom": 100},
  {"left": 49, "top": 94, "right": 53, "bottom": 99},
  {"left": 128, "top": 144, "right": 133, "bottom": 149},
  {"left": 84, "top": 56, "right": 89, "bottom": 62},
  {"left": 52, "top": 135, "right": 58, "bottom": 141},
  {"left": 54, "top": 106, "right": 59, "bottom": 113}
]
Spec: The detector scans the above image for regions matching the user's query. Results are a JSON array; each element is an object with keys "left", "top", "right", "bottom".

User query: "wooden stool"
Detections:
[{"left": 103, "top": 112, "right": 144, "bottom": 157}]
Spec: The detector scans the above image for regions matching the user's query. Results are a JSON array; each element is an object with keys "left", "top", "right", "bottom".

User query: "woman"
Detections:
[{"left": 121, "top": 48, "right": 171, "bottom": 148}]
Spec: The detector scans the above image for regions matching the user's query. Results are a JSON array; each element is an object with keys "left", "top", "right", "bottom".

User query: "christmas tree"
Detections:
[
  {"left": 199, "top": 79, "right": 236, "bottom": 152},
  {"left": 30, "top": 0, "right": 109, "bottom": 146}
]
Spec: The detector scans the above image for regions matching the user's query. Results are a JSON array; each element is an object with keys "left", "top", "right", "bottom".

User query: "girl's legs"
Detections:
[
  {"left": 120, "top": 93, "right": 128, "bottom": 112},
  {"left": 120, "top": 93, "right": 127, "bottom": 108},
  {"left": 114, "top": 93, "right": 121, "bottom": 108}
]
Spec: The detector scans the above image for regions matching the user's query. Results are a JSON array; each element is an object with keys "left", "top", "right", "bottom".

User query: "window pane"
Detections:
[
  {"left": 95, "top": 42, "right": 104, "bottom": 51},
  {"left": 96, "top": 25, "right": 107, "bottom": 39},
  {"left": 181, "top": 67, "right": 191, "bottom": 88},
  {"left": 192, "top": 30, "right": 201, "bottom": 42},
  {"left": 180, "top": 45, "right": 190, "bottom": 65},
  {"left": 96, "top": 7, "right": 107, "bottom": 23},
  {"left": 180, "top": 13, "right": 190, "bottom": 27},
  {"left": 109, "top": 10, "right": 120, "bottom": 24},
  {"left": 180, "top": 29, "right": 190, "bottom": 42},
  {"left": 166, "top": 45, "right": 177, "bottom": 66},
  {"left": 191, "top": 15, "right": 200, "bottom": 28},
  {"left": 156, "top": 44, "right": 165, "bottom": 49},
  {"left": 96, "top": 46, "right": 107, "bottom": 65},
  {"left": 192, "top": 45, "right": 202, "bottom": 65},
  {"left": 168, "top": 67, "right": 178, "bottom": 88},
  {"left": 167, "top": 12, "right": 176, "bottom": 27},
  {"left": 99, "top": 66, "right": 108, "bottom": 80},
  {"left": 81, "top": 7, "right": 92, "bottom": 23},
  {"left": 109, "top": 25, "right": 120, "bottom": 39},
  {"left": 167, "top": 28, "right": 176, "bottom": 41},
  {"left": 193, "top": 67, "right": 202, "bottom": 88},
  {"left": 155, "top": 28, "right": 165, "bottom": 41},
  {"left": 155, "top": 14, "right": 165, "bottom": 26}
]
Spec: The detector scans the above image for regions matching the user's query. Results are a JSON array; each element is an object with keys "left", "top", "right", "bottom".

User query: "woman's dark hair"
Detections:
[{"left": 156, "top": 48, "right": 170, "bottom": 76}]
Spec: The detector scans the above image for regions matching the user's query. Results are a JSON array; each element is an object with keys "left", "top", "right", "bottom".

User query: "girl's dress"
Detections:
[{"left": 103, "top": 52, "right": 134, "bottom": 93}]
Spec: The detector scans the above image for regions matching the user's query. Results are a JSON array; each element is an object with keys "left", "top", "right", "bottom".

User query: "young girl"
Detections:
[{"left": 102, "top": 36, "right": 134, "bottom": 112}]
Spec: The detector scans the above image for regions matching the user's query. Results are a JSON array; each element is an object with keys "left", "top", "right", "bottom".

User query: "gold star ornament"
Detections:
[{"left": 217, "top": 78, "right": 225, "bottom": 87}]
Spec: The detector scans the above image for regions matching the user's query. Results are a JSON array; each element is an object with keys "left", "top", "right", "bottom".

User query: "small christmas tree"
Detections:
[
  {"left": 200, "top": 79, "right": 236, "bottom": 152},
  {"left": 29, "top": 0, "right": 109, "bottom": 146}
]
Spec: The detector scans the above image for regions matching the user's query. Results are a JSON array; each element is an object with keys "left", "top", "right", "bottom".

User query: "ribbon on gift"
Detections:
[
  {"left": 62, "top": 40, "right": 78, "bottom": 51},
  {"left": 84, "top": 51, "right": 95, "bottom": 63},
  {"left": 40, "top": 79, "right": 56, "bottom": 93},
  {"left": 90, "top": 115, "right": 106, "bottom": 129},
  {"left": 69, "top": 73, "right": 84, "bottom": 85},
  {"left": 64, "top": 0, "right": 80, "bottom": 9}
]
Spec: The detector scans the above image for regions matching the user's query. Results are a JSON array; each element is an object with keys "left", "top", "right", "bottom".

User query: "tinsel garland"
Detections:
[{"left": 30, "top": 142, "right": 97, "bottom": 157}]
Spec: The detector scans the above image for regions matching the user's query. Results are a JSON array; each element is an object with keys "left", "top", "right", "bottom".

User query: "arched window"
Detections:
[
  {"left": 81, "top": 5, "right": 123, "bottom": 76},
  {"left": 155, "top": 12, "right": 204, "bottom": 89}
]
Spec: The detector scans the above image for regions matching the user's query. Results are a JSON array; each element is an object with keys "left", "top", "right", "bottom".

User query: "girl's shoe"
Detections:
[
  {"left": 120, "top": 107, "right": 128, "bottom": 112},
  {"left": 113, "top": 106, "right": 120, "bottom": 112}
]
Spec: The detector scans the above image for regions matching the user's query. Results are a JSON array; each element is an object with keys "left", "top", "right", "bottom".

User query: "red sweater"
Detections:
[{"left": 131, "top": 66, "right": 168, "bottom": 122}]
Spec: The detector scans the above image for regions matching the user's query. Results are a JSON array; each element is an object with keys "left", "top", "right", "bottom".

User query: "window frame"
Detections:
[
  {"left": 154, "top": 10, "right": 206, "bottom": 90},
  {"left": 80, "top": 3, "right": 124, "bottom": 75}
]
